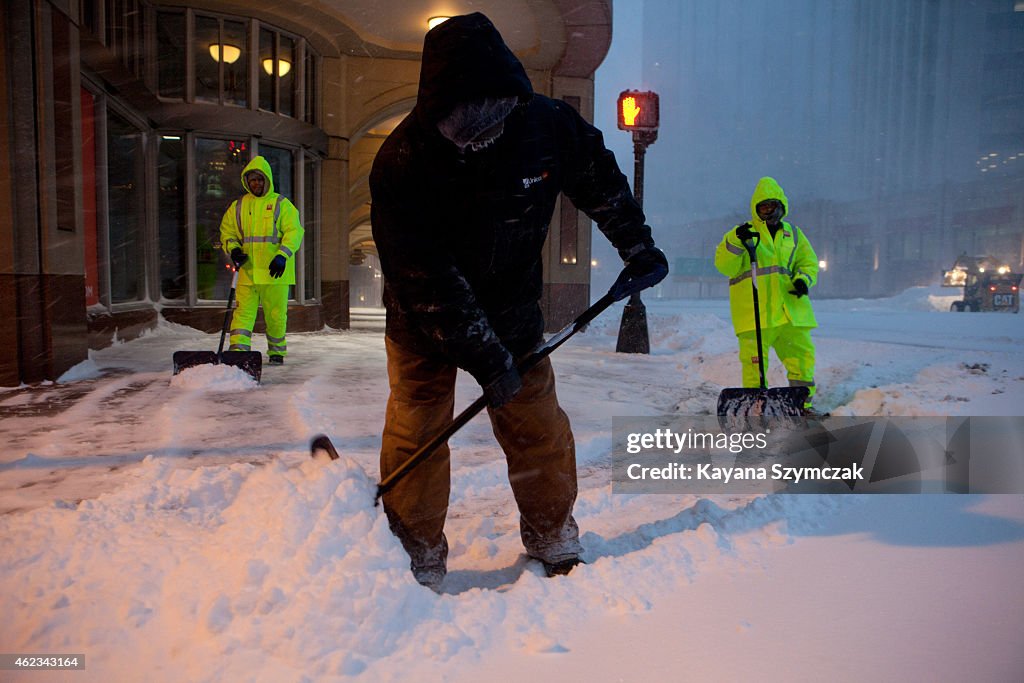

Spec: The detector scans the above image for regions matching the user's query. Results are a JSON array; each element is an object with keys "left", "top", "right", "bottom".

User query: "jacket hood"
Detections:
[
  {"left": 415, "top": 12, "right": 534, "bottom": 125},
  {"left": 749, "top": 176, "right": 789, "bottom": 225},
  {"left": 241, "top": 156, "right": 275, "bottom": 196}
]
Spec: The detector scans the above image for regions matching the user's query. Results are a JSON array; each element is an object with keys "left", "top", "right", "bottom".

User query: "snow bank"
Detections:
[
  {"left": 170, "top": 364, "right": 260, "bottom": 392},
  {"left": 0, "top": 446, "right": 844, "bottom": 681},
  {"left": 58, "top": 358, "right": 103, "bottom": 384}
]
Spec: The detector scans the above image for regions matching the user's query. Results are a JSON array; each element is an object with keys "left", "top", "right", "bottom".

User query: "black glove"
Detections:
[
  {"left": 735, "top": 223, "right": 755, "bottom": 243},
  {"left": 230, "top": 248, "right": 248, "bottom": 269},
  {"left": 268, "top": 254, "right": 287, "bottom": 278},
  {"left": 790, "top": 278, "right": 809, "bottom": 297},
  {"left": 610, "top": 244, "right": 669, "bottom": 301},
  {"left": 484, "top": 366, "right": 522, "bottom": 410}
]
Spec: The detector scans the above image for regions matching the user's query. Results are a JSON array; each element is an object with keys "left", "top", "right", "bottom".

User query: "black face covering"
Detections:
[
  {"left": 436, "top": 97, "right": 518, "bottom": 152},
  {"left": 757, "top": 201, "right": 784, "bottom": 225}
]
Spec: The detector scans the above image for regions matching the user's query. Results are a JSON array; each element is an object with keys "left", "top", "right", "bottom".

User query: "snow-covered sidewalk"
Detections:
[{"left": 1, "top": 290, "right": 1022, "bottom": 681}]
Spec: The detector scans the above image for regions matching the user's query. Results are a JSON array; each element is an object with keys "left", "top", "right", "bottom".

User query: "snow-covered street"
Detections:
[{"left": 1, "top": 289, "right": 1023, "bottom": 682}]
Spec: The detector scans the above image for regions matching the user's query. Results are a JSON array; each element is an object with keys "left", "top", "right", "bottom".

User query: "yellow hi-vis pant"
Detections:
[
  {"left": 228, "top": 283, "right": 289, "bottom": 358},
  {"left": 737, "top": 323, "right": 816, "bottom": 407}
]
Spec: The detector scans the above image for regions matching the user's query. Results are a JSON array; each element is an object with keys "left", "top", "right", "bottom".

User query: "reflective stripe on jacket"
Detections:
[
  {"left": 714, "top": 177, "right": 818, "bottom": 335},
  {"left": 220, "top": 156, "right": 304, "bottom": 286}
]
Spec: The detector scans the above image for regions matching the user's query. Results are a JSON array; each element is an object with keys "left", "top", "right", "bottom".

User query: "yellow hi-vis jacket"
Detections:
[
  {"left": 220, "top": 156, "right": 304, "bottom": 286},
  {"left": 714, "top": 176, "right": 818, "bottom": 336}
]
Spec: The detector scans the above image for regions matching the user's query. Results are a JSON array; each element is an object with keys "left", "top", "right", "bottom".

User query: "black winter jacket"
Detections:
[{"left": 370, "top": 13, "right": 654, "bottom": 386}]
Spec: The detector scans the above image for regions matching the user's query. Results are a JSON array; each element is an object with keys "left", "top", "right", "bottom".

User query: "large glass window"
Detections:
[
  {"left": 259, "top": 28, "right": 297, "bottom": 116},
  {"left": 261, "top": 145, "right": 296, "bottom": 299},
  {"left": 261, "top": 144, "right": 294, "bottom": 200},
  {"left": 104, "top": 0, "right": 143, "bottom": 77},
  {"left": 194, "top": 15, "right": 220, "bottom": 104},
  {"left": 303, "top": 154, "right": 319, "bottom": 300},
  {"left": 195, "top": 16, "right": 248, "bottom": 106},
  {"left": 107, "top": 111, "right": 146, "bottom": 303},
  {"left": 158, "top": 135, "right": 187, "bottom": 299},
  {"left": 150, "top": 11, "right": 316, "bottom": 119},
  {"left": 279, "top": 35, "right": 296, "bottom": 117},
  {"left": 195, "top": 137, "right": 249, "bottom": 300},
  {"left": 223, "top": 20, "right": 248, "bottom": 107},
  {"left": 156, "top": 10, "right": 185, "bottom": 99},
  {"left": 258, "top": 28, "right": 275, "bottom": 112}
]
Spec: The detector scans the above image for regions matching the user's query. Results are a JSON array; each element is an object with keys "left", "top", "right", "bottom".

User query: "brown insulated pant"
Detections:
[{"left": 380, "top": 337, "right": 582, "bottom": 577}]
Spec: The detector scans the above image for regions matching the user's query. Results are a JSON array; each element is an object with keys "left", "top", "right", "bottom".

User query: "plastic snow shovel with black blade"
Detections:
[
  {"left": 716, "top": 233, "right": 808, "bottom": 420},
  {"left": 172, "top": 267, "right": 263, "bottom": 383},
  {"left": 310, "top": 257, "right": 669, "bottom": 505}
]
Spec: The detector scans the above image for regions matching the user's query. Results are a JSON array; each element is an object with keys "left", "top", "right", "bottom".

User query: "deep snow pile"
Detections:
[{"left": 0, "top": 432, "right": 843, "bottom": 681}]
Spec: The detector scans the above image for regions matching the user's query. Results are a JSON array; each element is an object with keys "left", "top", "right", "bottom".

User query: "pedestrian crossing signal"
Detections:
[{"left": 617, "top": 90, "right": 659, "bottom": 131}]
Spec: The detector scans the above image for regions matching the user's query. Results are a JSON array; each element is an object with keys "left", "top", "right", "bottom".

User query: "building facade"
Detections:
[{"left": 1, "top": 0, "right": 612, "bottom": 385}]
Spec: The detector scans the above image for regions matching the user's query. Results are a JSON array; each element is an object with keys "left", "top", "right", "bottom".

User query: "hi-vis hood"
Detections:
[
  {"left": 241, "top": 156, "right": 275, "bottom": 196},
  {"left": 415, "top": 12, "right": 534, "bottom": 126},
  {"left": 749, "top": 176, "right": 789, "bottom": 225}
]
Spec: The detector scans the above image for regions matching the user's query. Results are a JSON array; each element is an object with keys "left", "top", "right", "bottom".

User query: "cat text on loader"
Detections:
[{"left": 942, "top": 253, "right": 1021, "bottom": 313}]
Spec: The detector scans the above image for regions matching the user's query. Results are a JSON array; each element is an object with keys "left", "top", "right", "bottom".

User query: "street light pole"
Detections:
[{"left": 616, "top": 128, "right": 658, "bottom": 354}]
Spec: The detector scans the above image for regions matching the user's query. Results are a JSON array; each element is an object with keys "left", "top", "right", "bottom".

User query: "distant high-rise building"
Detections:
[
  {"left": 640, "top": 0, "right": 1022, "bottom": 214},
  {"left": 635, "top": 0, "right": 1023, "bottom": 297}
]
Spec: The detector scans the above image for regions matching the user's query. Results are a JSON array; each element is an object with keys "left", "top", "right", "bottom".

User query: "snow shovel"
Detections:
[
  {"left": 717, "top": 234, "right": 808, "bottom": 419},
  {"left": 172, "top": 267, "right": 263, "bottom": 383},
  {"left": 311, "top": 259, "right": 668, "bottom": 505}
]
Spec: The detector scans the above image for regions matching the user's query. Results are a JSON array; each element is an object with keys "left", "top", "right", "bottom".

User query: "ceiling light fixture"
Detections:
[
  {"left": 428, "top": 16, "right": 450, "bottom": 30},
  {"left": 209, "top": 43, "right": 241, "bottom": 64},
  {"left": 262, "top": 58, "right": 292, "bottom": 77}
]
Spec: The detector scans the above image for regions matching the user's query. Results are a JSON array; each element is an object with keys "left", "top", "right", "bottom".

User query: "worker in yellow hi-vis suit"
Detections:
[
  {"left": 714, "top": 176, "right": 819, "bottom": 413},
  {"left": 220, "top": 156, "right": 304, "bottom": 365}
]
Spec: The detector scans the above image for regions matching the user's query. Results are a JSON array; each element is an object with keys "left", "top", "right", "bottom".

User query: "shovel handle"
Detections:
[
  {"left": 743, "top": 236, "right": 767, "bottom": 390},
  {"left": 374, "top": 290, "right": 618, "bottom": 504},
  {"left": 217, "top": 268, "right": 240, "bottom": 357}
]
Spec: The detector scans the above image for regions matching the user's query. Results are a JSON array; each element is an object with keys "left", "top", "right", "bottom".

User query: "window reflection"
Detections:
[
  {"left": 259, "top": 28, "right": 274, "bottom": 112},
  {"left": 279, "top": 35, "right": 295, "bottom": 117},
  {"left": 261, "top": 145, "right": 296, "bottom": 300},
  {"left": 196, "top": 138, "right": 248, "bottom": 300},
  {"left": 195, "top": 16, "right": 248, "bottom": 106},
  {"left": 156, "top": 11, "right": 184, "bottom": 99},
  {"left": 194, "top": 15, "right": 219, "bottom": 103},
  {"left": 261, "top": 144, "right": 293, "bottom": 200},
  {"left": 152, "top": 11, "right": 314, "bottom": 117},
  {"left": 223, "top": 20, "right": 247, "bottom": 107},
  {"left": 304, "top": 155, "right": 318, "bottom": 300},
  {"left": 107, "top": 111, "right": 145, "bottom": 303},
  {"left": 158, "top": 135, "right": 186, "bottom": 299}
]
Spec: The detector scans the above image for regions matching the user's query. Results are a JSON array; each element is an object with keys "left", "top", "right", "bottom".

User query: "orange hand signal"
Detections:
[{"left": 622, "top": 96, "right": 641, "bottom": 127}]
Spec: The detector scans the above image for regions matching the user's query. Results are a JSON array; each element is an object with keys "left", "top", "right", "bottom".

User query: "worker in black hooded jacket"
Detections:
[{"left": 370, "top": 12, "right": 668, "bottom": 590}]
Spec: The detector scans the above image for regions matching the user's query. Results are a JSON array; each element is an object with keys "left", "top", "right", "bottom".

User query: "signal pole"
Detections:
[{"left": 615, "top": 91, "right": 660, "bottom": 354}]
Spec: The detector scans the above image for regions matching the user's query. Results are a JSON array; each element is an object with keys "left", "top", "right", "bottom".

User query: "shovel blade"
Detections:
[
  {"left": 172, "top": 351, "right": 218, "bottom": 375},
  {"left": 218, "top": 351, "right": 263, "bottom": 383},
  {"left": 716, "top": 386, "right": 809, "bottom": 419},
  {"left": 310, "top": 434, "right": 340, "bottom": 461}
]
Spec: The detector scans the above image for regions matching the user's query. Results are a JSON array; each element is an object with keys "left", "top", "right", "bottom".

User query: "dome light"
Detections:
[
  {"left": 209, "top": 43, "right": 241, "bottom": 64},
  {"left": 262, "top": 58, "right": 292, "bottom": 77}
]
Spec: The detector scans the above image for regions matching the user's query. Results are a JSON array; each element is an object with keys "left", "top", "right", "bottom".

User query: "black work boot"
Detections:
[
  {"left": 541, "top": 557, "right": 584, "bottom": 577},
  {"left": 412, "top": 564, "right": 446, "bottom": 592}
]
